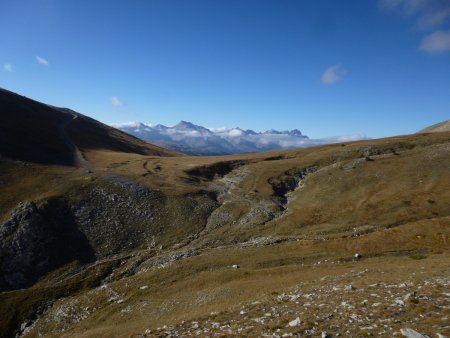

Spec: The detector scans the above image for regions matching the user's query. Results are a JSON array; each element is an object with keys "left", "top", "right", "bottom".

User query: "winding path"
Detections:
[{"left": 58, "top": 111, "right": 88, "bottom": 166}]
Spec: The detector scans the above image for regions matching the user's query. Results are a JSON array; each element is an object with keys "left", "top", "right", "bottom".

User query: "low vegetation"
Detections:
[{"left": 0, "top": 89, "right": 449, "bottom": 337}]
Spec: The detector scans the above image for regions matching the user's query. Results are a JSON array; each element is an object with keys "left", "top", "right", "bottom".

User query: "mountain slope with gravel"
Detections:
[{"left": 0, "top": 90, "right": 449, "bottom": 338}]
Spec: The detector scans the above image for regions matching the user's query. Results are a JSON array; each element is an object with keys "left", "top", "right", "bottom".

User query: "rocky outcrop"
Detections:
[
  {"left": 0, "top": 200, "right": 94, "bottom": 291},
  {"left": 0, "top": 176, "right": 217, "bottom": 292},
  {"left": 269, "top": 166, "right": 318, "bottom": 208},
  {"left": 0, "top": 202, "right": 52, "bottom": 290}
]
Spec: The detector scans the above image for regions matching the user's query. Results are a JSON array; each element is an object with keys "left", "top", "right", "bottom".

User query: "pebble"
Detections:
[{"left": 287, "top": 317, "right": 302, "bottom": 327}]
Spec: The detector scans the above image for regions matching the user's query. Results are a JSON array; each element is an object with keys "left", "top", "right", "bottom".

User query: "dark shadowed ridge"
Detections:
[{"left": 0, "top": 88, "right": 177, "bottom": 165}]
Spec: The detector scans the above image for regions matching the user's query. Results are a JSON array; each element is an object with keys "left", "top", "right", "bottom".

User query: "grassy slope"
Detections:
[
  {"left": 0, "top": 129, "right": 448, "bottom": 337},
  {"left": 418, "top": 120, "right": 450, "bottom": 133},
  {"left": 0, "top": 89, "right": 449, "bottom": 336}
]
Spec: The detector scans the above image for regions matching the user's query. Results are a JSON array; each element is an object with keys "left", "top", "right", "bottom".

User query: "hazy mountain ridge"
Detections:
[{"left": 114, "top": 121, "right": 365, "bottom": 155}]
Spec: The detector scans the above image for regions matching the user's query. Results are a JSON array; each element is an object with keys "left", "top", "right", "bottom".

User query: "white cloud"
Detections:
[
  {"left": 243, "top": 133, "right": 367, "bottom": 148},
  {"left": 228, "top": 129, "right": 243, "bottom": 137},
  {"left": 419, "top": 30, "right": 450, "bottom": 53},
  {"left": 381, "top": 1, "right": 450, "bottom": 28},
  {"left": 111, "top": 122, "right": 144, "bottom": 128},
  {"left": 208, "top": 127, "right": 228, "bottom": 132},
  {"left": 379, "top": 0, "right": 427, "bottom": 15},
  {"left": 321, "top": 64, "right": 347, "bottom": 85},
  {"left": 36, "top": 56, "right": 49, "bottom": 66},
  {"left": 3, "top": 64, "right": 13, "bottom": 72},
  {"left": 111, "top": 96, "right": 123, "bottom": 107},
  {"left": 417, "top": 7, "right": 450, "bottom": 29}
]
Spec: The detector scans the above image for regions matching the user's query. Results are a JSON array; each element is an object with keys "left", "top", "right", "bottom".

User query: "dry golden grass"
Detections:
[{"left": 1, "top": 125, "right": 449, "bottom": 337}]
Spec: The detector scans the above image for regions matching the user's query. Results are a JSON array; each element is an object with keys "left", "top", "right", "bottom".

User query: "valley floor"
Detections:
[{"left": 1, "top": 130, "right": 450, "bottom": 338}]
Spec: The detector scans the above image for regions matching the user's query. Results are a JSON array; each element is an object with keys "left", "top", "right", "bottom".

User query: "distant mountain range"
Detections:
[{"left": 114, "top": 121, "right": 366, "bottom": 155}]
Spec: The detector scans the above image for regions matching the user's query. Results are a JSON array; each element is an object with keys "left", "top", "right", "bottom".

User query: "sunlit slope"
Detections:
[
  {"left": 0, "top": 89, "right": 449, "bottom": 337},
  {"left": 418, "top": 119, "right": 450, "bottom": 133}
]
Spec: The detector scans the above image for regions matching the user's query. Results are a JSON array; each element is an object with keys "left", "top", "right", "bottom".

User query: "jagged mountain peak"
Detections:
[{"left": 116, "top": 120, "right": 314, "bottom": 155}]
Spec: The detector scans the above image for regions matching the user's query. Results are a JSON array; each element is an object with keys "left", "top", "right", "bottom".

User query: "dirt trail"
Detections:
[{"left": 58, "top": 112, "right": 88, "bottom": 166}]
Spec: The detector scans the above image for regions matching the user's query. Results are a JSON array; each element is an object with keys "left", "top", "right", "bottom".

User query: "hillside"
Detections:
[
  {"left": 0, "top": 92, "right": 449, "bottom": 337},
  {"left": 0, "top": 88, "right": 176, "bottom": 166},
  {"left": 418, "top": 120, "right": 450, "bottom": 134}
]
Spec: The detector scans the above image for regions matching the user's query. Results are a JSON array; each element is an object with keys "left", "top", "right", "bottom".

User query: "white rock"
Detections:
[
  {"left": 395, "top": 299, "right": 405, "bottom": 306},
  {"left": 400, "top": 328, "right": 426, "bottom": 338},
  {"left": 253, "top": 317, "right": 265, "bottom": 323},
  {"left": 354, "top": 253, "right": 362, "bottom": 259},
  {"left": 239, "top": 310, "right": 247, "bottom": 315},
  {"left": 288, "top": 317, "right": 302, "bottom": 327},
  {"left": 350, "top": 314, "right": 360, "bottom": 321},
  {"left": 436, "top": 334, "right": 447, "bottom": 338},
  {"left": 403, "top": 292, "right": 415, "bottom": 301},
  {"left": 139, "top": 285, "right": 148, "bottom": 290},
  {"left": 232, "top": 264, "right": 240, "bottom": 269}
]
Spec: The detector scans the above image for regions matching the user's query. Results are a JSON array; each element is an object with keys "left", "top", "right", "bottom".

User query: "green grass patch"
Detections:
[{"left": 409, "top": 254, "right": 427, "bottom": 260}]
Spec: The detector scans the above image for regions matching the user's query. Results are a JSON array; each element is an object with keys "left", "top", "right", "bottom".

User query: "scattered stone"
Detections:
[
  {"left": 288, "top": 317, "right": 302, "bottom": 327},
  {"left": 322, "top": 332, "right": 332, "bottom": 338},
  {"left": 400, "top": 328, "right": 427, "bottom": 338},
  {"left": 395, "top": 299, "right": 405, "bottom": 307},
  {"left": 403, "top": 292, "right": 416, "bottom": 301}
]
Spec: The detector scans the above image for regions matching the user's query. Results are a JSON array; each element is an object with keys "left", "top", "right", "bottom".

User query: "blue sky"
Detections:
[{"left": 1, "top": 0, "right": 449, "bottom": 138}]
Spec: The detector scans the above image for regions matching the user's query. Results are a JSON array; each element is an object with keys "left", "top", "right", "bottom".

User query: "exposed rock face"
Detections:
[
  {"left": 269, "top": 165, "right": 318, "bottom": 208},
  {"left": 0, "top": 200, "right": 95, "bottom": 291},
  {"left": 0, "top": 202, "right": 51, "bottom": 290},
  {"left": 70, "top": 177, "right": 165, "bottom": 257},
  {"left": 0, "top": 176, "right": 217, "bottom": 292}
]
